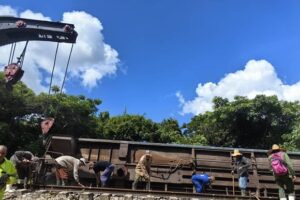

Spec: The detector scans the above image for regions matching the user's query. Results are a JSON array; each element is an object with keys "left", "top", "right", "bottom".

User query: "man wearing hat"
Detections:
[
  {"left": 231, "top": 149, "right": 251, "bottom": 196},
  {"left": 55, "top": 155, "right": 86, "bottom": 187},
  {"left": 268, "top": 144, "right": 296, "bottom": 200},
  {"left": 132, "top": 150, "right": 152, "bottom": 190}
]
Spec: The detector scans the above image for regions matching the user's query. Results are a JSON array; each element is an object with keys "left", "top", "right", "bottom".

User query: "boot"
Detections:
[
  {"left": 241, "top": 189, "right": 246, "bottom": 196},
  {"left": 132, "top": 181, "right": 137, "bottom": 190},
  {"left": 288, "top": 195, "right": 295, "bottom": 200},
  {"left": 5, "top": 184, "right": 14, "bottom": 192},
  {"left": 23, "top": 177, "right": 28, "bottom": 188},
  {"left": 17, "top": 179, "right": 24, "bottom": 184},
  {"left": 146, "top": 182, "right": 150, "bottom": 190}
]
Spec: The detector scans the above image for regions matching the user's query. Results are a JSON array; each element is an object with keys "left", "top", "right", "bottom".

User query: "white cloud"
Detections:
[
  {"left": 178, "top": 59, "right": 300, "bottom": 115},
  {"left": 0, "top": 6, "right": 119, "bottom": 93},
  {"left": 0, "top": 5, "right": 17, "bottom": 16},
  {"left": 20, "top": 10, "right": 51, "bottom": 21}
]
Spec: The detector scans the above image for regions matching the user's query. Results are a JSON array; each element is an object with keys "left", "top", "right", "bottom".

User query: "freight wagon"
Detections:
[{"left": 37, "top": 135, "right": 300, "bottom": 199}]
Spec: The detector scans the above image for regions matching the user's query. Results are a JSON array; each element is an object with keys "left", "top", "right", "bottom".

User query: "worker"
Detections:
[
  {"left": 191, "top": 171, "right": 215, "bottom": 193},
  {"left": 10, "top": 151, "right": 37, "bottom": 188},
  {"left": 132, "top": 150, "right": 152, "bottom": 190},
  {"left": 268, "top": 144, "right": 296, "bottom": 200},
  {"left": 0, "top": 145, "right": 17, "bottom": 199},
  {"left": 55, "top": 155, "right": 86, "bottom": 187},
  {"left": 89, "top": 160, "right": 115, "bottom": 187},
  {"left": 231, "top": 149, "right": 251, "bottom": 196}
]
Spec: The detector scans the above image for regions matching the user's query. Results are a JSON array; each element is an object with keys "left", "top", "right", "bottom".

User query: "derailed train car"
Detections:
[{"left": 39, "top": 135, "right": 300, "bottom": 198}]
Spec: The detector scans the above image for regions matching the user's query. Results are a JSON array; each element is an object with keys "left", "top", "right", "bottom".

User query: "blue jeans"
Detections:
[
  {"left": 239, "top": 176, "right": 248, "bottom": 189},
  {"left": 100, "top": 164, "right": 115, "bottom": 187}
]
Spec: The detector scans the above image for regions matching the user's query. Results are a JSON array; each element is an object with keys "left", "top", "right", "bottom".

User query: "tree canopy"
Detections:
[
  {"left": 1, "top": 72, "right": 300, "bottom": 156},
  {"left": 185, "top": 95, "right": 300, "bottom": 149}
]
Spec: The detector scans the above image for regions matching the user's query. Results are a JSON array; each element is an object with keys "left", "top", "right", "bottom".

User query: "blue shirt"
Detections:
[{"left": 191, "top": 173, "right": 210, "bottom": 193}]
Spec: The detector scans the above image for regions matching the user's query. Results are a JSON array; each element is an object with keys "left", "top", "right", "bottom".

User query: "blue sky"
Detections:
[{"left": 1, "top": 1, "right": 300, "bottom": 125}]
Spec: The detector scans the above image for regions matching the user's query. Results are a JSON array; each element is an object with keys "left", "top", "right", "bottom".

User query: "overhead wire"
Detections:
[
  {"left": 8, "top": 43, "right": 15, "bottom": 64},
  {"left": 7, "top": 41, "right": 28, "bottom": 66},
  {"left": 43, "top": 43, "right": 74, "bottom": 137},
  {"left": 17, "top": 41, "right": 29, "bottom": 68},
  {"left": 60, "top": 43, "right": 74, "bottom": 94},
  {"left": 48, "top": 43, "right": 60, "bottom": 95},
  {"left": 11, "top": 43, "right": 16, "bottom": 63}
]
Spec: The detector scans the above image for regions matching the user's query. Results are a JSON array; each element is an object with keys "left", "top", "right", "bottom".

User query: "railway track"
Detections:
[{"left": 34, "top": 185, "right": 277, "bottom": 200}]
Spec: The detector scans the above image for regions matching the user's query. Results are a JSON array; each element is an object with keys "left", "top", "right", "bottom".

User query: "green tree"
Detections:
[
  {"left": 51, "top": 85, "right": 60, "bottom": 94},
  {"left": 282, "top": 124, "right": 300, "bottom": 151},
  {"left": 186, "top": 95, "right": 300, "bottom": 149},
  {"left": 0, "top": 72, "right": 103, "bottom": 154},
  {"left": 34, "top": 93, "right": 101, "bottom": 138},
  {"left": 101, "top": 114, "right": 159, "bottom": 142},
  {"left": 0, "top": 73, "right": 40, "bottom": 155},
  {"left": 156, "top": 118, "right": 182, "bottom": 143}
]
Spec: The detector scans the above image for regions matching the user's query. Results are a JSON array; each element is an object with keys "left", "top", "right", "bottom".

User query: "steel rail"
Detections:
[{"left": 35, "top": 185, "right": 278, "bottom": 200}]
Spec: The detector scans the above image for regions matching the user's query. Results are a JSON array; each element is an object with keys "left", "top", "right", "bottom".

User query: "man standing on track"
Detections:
[
  {"left": 231, "top": 149, "right": 251, "bottom": 196},
  {"left": 132, "top": 150, "right": 152, "bottom": 190},
  {"left": 268, "top": 144, "right": 296, "bottom": 200}
]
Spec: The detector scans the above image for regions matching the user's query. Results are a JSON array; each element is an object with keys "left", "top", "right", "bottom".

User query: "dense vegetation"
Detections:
[{"left": 1, "top": 72, "right": 300, "bottom": 156}]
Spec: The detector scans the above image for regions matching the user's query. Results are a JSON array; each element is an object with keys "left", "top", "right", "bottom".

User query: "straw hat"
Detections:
[
  {"left": 231, "top": 149, "right": 242, "bottom": 157},
  {"left": 271, "top": 144, "right": 280, "bottom": 150},
  {"left": 268, "top": 144, "right": 286, "bottom": 155}
]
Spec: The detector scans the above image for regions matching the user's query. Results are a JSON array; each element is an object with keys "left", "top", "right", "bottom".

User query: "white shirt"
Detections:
[{"left": 55, "top": 155, "right": 81, "bottom": 182}]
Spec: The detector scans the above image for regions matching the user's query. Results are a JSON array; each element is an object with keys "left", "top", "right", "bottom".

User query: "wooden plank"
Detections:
[
  {"left": 108, "top": 148, "right": 112, "bottom": 163},
  {"left": 119, "top": 142, "right": 129, "bottom": 159},
  {"left": 90, "top": 148, "right": 99, "bottom": 162},
  {"left": 99, "top": 148, "right": 112, "bottom": 161},
  {"left": 134, "top": 150, "right": 193, "bottom": 166},
  {"left": 79, "top": 148, "right": 89, "bottom": 160},
  {"left": 251, "top": 152, "right": 260, "bottom": 196},
  {"left": 111, "top": 148, "right": 120, "bottom": 163}
]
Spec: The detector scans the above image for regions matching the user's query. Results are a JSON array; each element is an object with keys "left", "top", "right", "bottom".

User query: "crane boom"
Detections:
[{"left": 0, "top": 16, "right": 78, "bottom": 46}]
